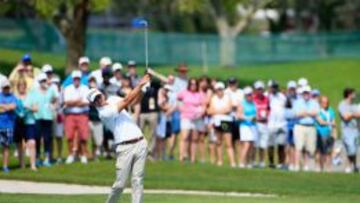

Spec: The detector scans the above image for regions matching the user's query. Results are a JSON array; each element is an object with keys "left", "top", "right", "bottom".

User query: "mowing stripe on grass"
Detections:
[{"left": 0, "top": 180, "right": 277, "bottom": 198}]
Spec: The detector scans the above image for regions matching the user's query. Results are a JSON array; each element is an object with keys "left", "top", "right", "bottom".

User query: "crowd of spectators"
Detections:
[{"left": 0, "top": 54, "right": 359, "bottom": 173}]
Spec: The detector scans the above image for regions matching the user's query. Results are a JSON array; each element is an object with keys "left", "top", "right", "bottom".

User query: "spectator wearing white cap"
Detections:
[
  {"left": 298, "top": 77, "right": 308, "bottom": 87},
  {"left": 237, "top": 86, "right": 257, "bottom": 168},
  {"left": 253, "top": 80, "right": 270, "bottom": 168},
  {"left": 267, "top": 80, "right": 287, "bottom": 169},
  {"left": 293, "top": 85, "right": 320, "bottom": 171},
  {"left": 27, "top": 73, "right": 58, "bottom": 167},
  {"left": 89, "top": 57, "right": 112, "bottom": 87},
  {"left": 285, "top": 80, "right": 298, "bottom": 170},
  {"left": 110, "top": 63, "right": 123, "bottom": 88},
  {"left": 207, "top": 81, "right": 236, "bottom": 167},
  {"left": 0, "top": 79, "right": 17, "bottom": 172},
  {"left": 126, "top": 60, "right": 141, "bottom": 88},
  {"left": 63, "top": 70, "right": 90, "bottom": 164},
  {"left": 62, "top": 56, "right": 90, "bottom": 87}
]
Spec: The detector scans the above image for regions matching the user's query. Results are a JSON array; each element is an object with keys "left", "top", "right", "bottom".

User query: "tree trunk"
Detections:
[
  {"left": 62, "top": 0, "right": 89, "bottom": 74},
  {"left": 220, "top": 33, "right": 236, "bottom": 67}
]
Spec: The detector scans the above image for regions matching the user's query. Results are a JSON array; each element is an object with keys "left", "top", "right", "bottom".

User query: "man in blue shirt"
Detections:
[
  {"left": 293, "top": 85, "right": 320, "bottom": 171},
  {"left": 0, "top": 80, "right": 17, "bottom": 173},
  {"left": 62, "top": 56, "right": 90, "bottom": 87}
]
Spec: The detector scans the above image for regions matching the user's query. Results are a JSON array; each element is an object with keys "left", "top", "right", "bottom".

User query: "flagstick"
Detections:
[{"left": 145, "top": 26, "right": 149, "bottom": 69}]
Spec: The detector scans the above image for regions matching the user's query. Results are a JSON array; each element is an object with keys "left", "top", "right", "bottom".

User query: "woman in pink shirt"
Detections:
[{"left": 178, "top": 78, "right": 205, "bottom": 162}]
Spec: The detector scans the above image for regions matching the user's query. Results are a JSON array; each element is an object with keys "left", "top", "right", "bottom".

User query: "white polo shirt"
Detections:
[
  {"left": 63, "top": 84, "right": 89, "bottom": 114},
  {"left": 268, "top": 92, "right": 287, "bottom": 129},
  {"left": 97, "top": 96, "right": 143, "bottom": 144}
]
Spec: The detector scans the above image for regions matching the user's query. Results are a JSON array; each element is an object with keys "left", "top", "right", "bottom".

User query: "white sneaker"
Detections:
[
  {"left": 246, "top": 164, "right": 253, "bottom": 169},
  {"left": 238, "top": 163, "right": 246, "bottom": 169},
  {"left": 95, "top": 149, "right": 101, "bottom": 157},
  {"left": 293, "top": 165, "right": 300, "bottom": 172},
  {"left": 258, "top": 162, "right": 266, "bottom": 168},
  {"left": 80, "top": 156, "right": 88, "bottom": 164},
  {"left": 345, "top": 167, "right": 352, "bottom": 174},
  {"left": 303, "top": 165, "right": 310, "bottom": 172},
  {"left": 65, "top": 155, "right": 75, "bottom": 164}
]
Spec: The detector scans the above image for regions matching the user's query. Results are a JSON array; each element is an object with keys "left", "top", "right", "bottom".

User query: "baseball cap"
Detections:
[
  {"left": 78, "top": 56, "right": 90, "bottom": 65},
  {"left": 99, "top": 57, "right": 112, "bottom": 67},
  {"left": 301, "top": 85, "right": 311, "bottom": 94},
  {"left": 298, "top": 77, "right": 308, "bottom": 87},
  {"left": 1, "top": 79, "right": 10, "bottom": 89},
  {"left": 22, "top": 54, "right": 31, "bottom": 63},
  {"left": 311, "top": 89, "right": 320, "bottom": 97},
  {"left": 128, "top": 60, "right": 136, "bottom": 67},
  {"left": 228, "top": 77, "right": 237, "bottom": 84},
  {"left": 243, "top": 86, "right": 253, "bottom": 95},
  {"left": 112, "top": 63, "right": 123, "bottom": 72},
  {"left": 214, "top": 82, "right": 225, "bottom": 90},
  {"left": 51, "top": 77, "right": 60, "bottom": 84},
  {"left": 37, "top": 73, "right": 48, "bottom": 82},
  {"left": 71, "top": 70, "right": 82, "bottom": 79},
  {"left": 175, "top": 63, "right": 188, "bottom": 72},
  {"left": 287, "top": 80, "right": 297, "bottom": 89},
  {"left": 254, "top": 80, "right": 265, "bottom": 89},
  {"left": 41, "top": 64, "right": 53, "bottom": 73},
  {"left": 87, "top": 88, "right": 102, "bottom": 103}
]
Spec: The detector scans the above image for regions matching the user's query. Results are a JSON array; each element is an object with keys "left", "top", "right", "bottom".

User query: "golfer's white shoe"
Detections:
[
  {"left": 80, "top": 156, "right": 88, "bottom": 164},
  {"left": 65, "top": 155, "right": 75, "bottom": 164}
]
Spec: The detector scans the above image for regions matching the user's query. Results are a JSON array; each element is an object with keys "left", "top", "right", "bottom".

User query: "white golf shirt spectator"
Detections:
[
  {"left": 63, "top": 82, "right": 89, "bottom": 114},
  {"left": 92, "top": 56, "right": 112, "bottom": 86},
  {"left": 268, "top": 92, "right": 287, "bottom": 131}
]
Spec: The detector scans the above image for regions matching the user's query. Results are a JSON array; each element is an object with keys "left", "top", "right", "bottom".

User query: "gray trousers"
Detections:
[{"left": 106, "top": 139, "right": 148, "bottom": 203}]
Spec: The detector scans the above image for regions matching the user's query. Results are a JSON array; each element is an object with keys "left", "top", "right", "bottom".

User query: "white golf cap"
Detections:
[
  {"left": 311, "top": 89, "right": 320, "bottom": 96},
  {"left": 37, "top": 73, "right": 48, "bottom": 82},
  {"left": 164, "top": 84, "right": 172, "bottom": 91},
  {"left": 243, "top": 86, "right": 253, "bottom": 95},
  {"left": 51, "top": 77, "right": 60, "bottom": 83},
  {"left": 78, "top": 56, "right": 90, "bottom": 65},
  {"left": 287, "top": 80, "right": 297, "bottom": 89},
  {"left": 214, "top": 82, "right": 225, "bottom": 90},
  {"left": 112, "top": 63, "right": 123, "bottom": 72},
  {"left": 1, "top": 79, "right": 10, "bottom": 88},
  {"left": 87, "top": 88, "right": 102, "bottom": 103},
  {"left": 71, "top": 70, "right": 82, "bottom": 79},
  {"left": 298, "top": 77, "right": 308, "bottom": 87},
  {"left": 99, "top": 57, "right": 112, "bottom": 67},
  {"left": 128, "top": 60, "right": 136, "bottom": 66},
  {"left": 41, "top": 64, "right": 53, "bottom": 73},
  {"left": 301, "top": 85, "right": 311, "bottom": 93},
  {"left": 254, "top": 80, "right": 265, "bottom": 89},
  {"left": 267, "top": 79, "right": 274, "bottom": 87}
]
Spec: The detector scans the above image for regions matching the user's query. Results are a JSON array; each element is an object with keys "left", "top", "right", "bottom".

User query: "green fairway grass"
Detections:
[
  {"left": 1, "top": 160, "right": 360, "bottom": 197},
  {"left": 1, "top": 193, "right": 360, "bottom": 203}
]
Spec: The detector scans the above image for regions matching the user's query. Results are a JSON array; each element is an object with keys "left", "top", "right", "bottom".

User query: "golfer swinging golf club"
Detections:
[{"left": 87, "top": 73, "right": 151, "bottom": 203}]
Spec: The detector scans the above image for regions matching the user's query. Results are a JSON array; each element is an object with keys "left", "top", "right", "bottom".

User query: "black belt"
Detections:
[
  {"left": 118, "top": 137, "right": 144, "bottom": 145},
  {"left": 297, "top": 124, "right": 314, "bottom": 127}
]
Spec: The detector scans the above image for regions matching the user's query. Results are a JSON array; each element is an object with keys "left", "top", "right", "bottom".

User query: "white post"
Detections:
[
  {"left": 201, "top": 41, "right": 208, "bottom": 73},
  {"left": 145, "top": 26, "right": 149, "bottom": 69}
]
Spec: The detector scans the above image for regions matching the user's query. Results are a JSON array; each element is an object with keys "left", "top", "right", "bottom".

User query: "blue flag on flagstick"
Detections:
[{"left": 132, "top": 17, "right": 148, "bottom": 28}]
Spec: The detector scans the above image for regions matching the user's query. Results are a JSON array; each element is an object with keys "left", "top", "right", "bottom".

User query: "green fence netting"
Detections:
[{"left": 0, "top": 18, "right": 359, "bottom": 65}]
